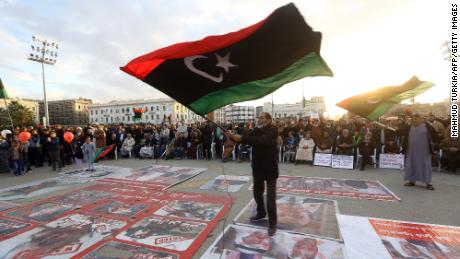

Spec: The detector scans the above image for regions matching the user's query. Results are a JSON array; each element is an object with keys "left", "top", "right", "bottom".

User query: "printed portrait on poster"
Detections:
[
  {"left": 154, "top": 200, "right": 223, "bottom": 221},
  {"left": 0, "top": 214, "right": 126, "bottom": 259},
  {"left": 81, "top": 241, "right": 179, "bottom": 259}
]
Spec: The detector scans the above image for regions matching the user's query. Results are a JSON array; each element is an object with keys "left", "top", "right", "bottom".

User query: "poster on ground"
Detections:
[
  {"left": 5, "top": 201, "right": 75, "bottom": 223},
  {"left": 201, "top": 224, "right": 346, "bottom": 259},
  {"left": 60, "top": 165, "right": 133, "bottom": 179},
  {"left": 264, "top": 175, "right": 401, "bottom": 201},
  {"left": 338, "top": 214, "right": 460, "bottom": 259},
  {"left": 0, "top": 177, "right": 88, "bottom": 201},
  {"left": 100, "top": 165, "right": 206, "bottom": 190},
  {"left": 0, "top": 217, "right": 33, "bottom": 241},
  {"left": 200, "top": 175, "right": 250, "bottom": 192},
  {"left": 0, "top": 213, "right": 126, "bottom": 259},
  {"left": 234, "top": 194, "right": 341, "bottom": 241},
  {"left": 80, "top": 241, "right": 179, "bottom": 259},
  {"left": 154, "top": 200, "right": 224, "bottom": 222},
  {"left": 0, "top": 201, "right": 17, "bottom": 212},
  {"left": 116, "top": 216, "right": 207, "bottom": 252}
]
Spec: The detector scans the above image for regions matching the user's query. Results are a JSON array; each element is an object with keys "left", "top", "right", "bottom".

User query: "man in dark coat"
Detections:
[{"left": 225, "top": 112, "right": 278, "bottom": 236}]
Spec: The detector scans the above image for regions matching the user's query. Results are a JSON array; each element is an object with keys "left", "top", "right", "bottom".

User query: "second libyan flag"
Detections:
[
  {"left": 336, "top": 76, "right": 434, "bottom": 121},
  {"left": 121, "top": 3, "right": 333, "bottom": 116}
]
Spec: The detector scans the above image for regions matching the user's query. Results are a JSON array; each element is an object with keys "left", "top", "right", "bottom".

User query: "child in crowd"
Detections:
[{"left": 82, "top": 136, "right": 96, "bottom": 172}]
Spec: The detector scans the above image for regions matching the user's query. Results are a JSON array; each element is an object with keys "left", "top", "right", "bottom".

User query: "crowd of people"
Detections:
[{"left": 0, "top": 113, "right": 458, "bottom": 176}]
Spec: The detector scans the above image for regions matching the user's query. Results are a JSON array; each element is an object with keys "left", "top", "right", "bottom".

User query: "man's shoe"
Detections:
[
  {"left": 250, "top": 214, "right": 266, "bottom": 222},
  {"left": 268, "top": 226, "right": 276, "bottom": 236}
]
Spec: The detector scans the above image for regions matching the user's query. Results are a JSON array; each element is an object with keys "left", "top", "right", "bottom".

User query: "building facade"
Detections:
[
  {"left": 88, "top": 98, "right": 203, "bottom": 125},
  {"left": 224, "top": 105, "right": 255, "bottom": 124},
  {"left": 263, "top": 96, "right": 327, "bottom": 119},
  {"left": 0, "top": 98, "right": 40, "bottom": 124},
  {"left": 39, "top": 97, "right": 92, "bottom": 126}
]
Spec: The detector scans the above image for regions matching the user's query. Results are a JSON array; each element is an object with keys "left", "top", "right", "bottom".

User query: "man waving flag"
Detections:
[{"left": 121, "top": 3, "right": 332, "bottom": 116}]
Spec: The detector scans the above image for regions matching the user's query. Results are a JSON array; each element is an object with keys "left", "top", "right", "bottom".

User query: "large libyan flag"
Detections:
[
  {"left": 336, "top": 76, "right": 434, "bottom": 121},
  {"left": 121, "top": 3, "right": 333, "bottom": 116}
]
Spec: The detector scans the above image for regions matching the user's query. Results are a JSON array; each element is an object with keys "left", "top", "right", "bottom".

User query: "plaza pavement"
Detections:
[{"left": 1, "top": 158, "right": 459, "bottom": 258}]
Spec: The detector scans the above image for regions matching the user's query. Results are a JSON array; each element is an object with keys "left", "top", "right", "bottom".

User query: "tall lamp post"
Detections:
[{"left": 28, "top": 36, "right": 59, "bottom": 127}]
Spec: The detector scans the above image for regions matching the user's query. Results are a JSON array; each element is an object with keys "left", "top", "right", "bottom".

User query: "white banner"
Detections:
[
  {"left": 332, "top": 155, "right": 354, "bottom": 170},
  {"left": 379, "top": 154, "right": 405, "bottom": 170},
  {"left": 313, "top": 153, "right": 332, "bottom": 167}
]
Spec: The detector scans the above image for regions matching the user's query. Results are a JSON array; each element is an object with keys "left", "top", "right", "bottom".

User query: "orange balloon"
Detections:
[
  {"left": 18, "top": 131, "right": 31, "bottom": 143},
  {"left": 64, "top": 132, "right": 74, "bottom": 143}
]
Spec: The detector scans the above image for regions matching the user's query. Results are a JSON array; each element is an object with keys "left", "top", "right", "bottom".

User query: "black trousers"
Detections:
[{"left": 253, "top": 178, "right": 277, "bottom": 227}]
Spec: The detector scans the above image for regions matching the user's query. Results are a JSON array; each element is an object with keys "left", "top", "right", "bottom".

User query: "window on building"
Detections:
[
  {"left": 151, "top": 106, "right": 154, "bottom": 111},
  {"left": 156, "top": 106, "right": 159, "bottom": 111},
  {"left": 122, "top": 108, "right": 124, "bottom": 113},
  {"left": 106, "top": 117, "right": 108, "bottom": 122},
  {"left": 95, "top": 110, "right": 98, "bottom": 115},
  {"left": 163, "top": 106, "right": 166, "bottom": 111},
  {"left": 91, "top": 110, "right": 93, "bottom": 115},
  {"left": 128, "top": 116, "right": 130, "bottom": 121},
  {"left": 111, "top": 117, "right": 113, "bottom": 122},
  {"left": 151, "top": 114, "right": 154, "bottom": 120},
  {"left": 95, "top": 118, "right": 98, "bottom": 122},
  {"left": 176, "top": 114, "right": 179, "bottom": 119},
  {"left": 156, "top": 114, "right": 159, "bottom": 120},
  {"left": 78, "top": 105, "right": 81, "bottom": 110}
]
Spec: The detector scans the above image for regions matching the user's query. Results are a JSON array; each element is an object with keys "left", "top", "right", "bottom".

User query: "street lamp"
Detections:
[{"left": 28, "top": 36, "right": 59, "bottom": 127}]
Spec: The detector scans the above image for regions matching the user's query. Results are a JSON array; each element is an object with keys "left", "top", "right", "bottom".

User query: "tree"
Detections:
[{"left": 0, "top": 101, "right": 35, "bottom": 128}]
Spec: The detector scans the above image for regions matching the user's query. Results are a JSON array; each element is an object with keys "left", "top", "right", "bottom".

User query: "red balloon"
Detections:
[
  {"left": 18, "top": 131, "right": 31, "bottom": 143},
  {"left": 64, "top": 132, "right": 74, "bottom": 143}
]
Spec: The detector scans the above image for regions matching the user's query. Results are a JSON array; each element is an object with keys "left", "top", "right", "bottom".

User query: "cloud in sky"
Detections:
[{"left": 0, "top": 0, "right": 450, "bottom": 115}]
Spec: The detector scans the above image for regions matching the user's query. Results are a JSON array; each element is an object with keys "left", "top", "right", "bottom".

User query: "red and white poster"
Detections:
[
  {"left": 234, "top": 194, "right": 341, "bottom": 241},
  {"left": 116, "top": 216, "right": 207, "bottom": 252},
  {"left": 200, "top": 175, "right": 250, "bottom": 192},
  {"left": 154, "top": 200, "right": 224, "bottom": 222},
  {"left": 257, "top": 175, "right": 401, "bottom": 201},
  {"left": 0, "top": 213, "right": 126, "bottom": 259},
  {"left": 201, "top": 224, "right": 346, "bottom": 259},
  {"left": 338, "top": 214, "right": 460, "bottom": 259},
  {"left": 0, "top": 201, "right": 17, "bottom": 212},
  {"left": 81, "top": 241, "right": 179, "bottom": 259},
  {"left": 0, "top": 217, "right": 33, "bottom": 241},
  {"left": 99, "top": 165, "right": 206, "bottom": 190},
  {"left": 0, "top": 177, "right": 88, "bottom": 201},
  {"left": 60, "top": 165, "right": 133, "bottom": 179},
  {"left": 5, "top": 201, "right": 75, "bottom": 223}
]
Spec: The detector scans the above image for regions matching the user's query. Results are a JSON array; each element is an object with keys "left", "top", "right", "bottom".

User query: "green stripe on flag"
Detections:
[
  {"left": 189, "top": 52, "right": 333, "bottom": 115},
  {"left": 366, "top": 81, "right": 434, "bottom": 120}
]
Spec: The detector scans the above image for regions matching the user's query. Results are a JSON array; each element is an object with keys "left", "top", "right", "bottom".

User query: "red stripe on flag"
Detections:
[{"left": 120, "top": 16, "right": 268, "bottom": 80}]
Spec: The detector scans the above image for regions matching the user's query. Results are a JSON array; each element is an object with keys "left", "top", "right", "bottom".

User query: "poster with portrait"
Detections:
[
  {"left": 154, "top": 200, "right": 224, "bottom": 222},
  {"left": 338, "top": 215, "right": 460, "bottom": 259},
  {"left": 268, "top": 175, "right": 401, "bottom": 201},
  {"left": 0, "top": 217, "right": 32, "bottom": 241},
  {"left": 116, "top": 216, "right": 207, "bottom": 252},
  {"left": 0, "top": 201, "right": 17, "bottom": 212},
  {"left": 201, "top": 224, "right": 346, "bottom": 259},
  {"left": 60, "top": 165, "right": 133, "bottom": 179},
  {"left": 0, "top": 213, "right": 126, "bottom": 259},
  {"left": 200, "top": 175, "right": 250, "bottom": 192},
  {"left": 89, "top": 199, "right": 149, "bottom": 218},
  {"left": 100, "top": 165, "right": 206, "bottom": 190},
  {"left": 49, "top": 189, "right": 114, "bottom": 208},
  {"left": 234, "top": 194, "right": 341, "bottom": 241},
  {"left": 6, "top": 201, "right": 75, "bottom": 223},
  {"left": 283, "top": 231, "right": 347, "bottom": 259},
  {"left": 0, "top": 177, "right": 87, "bottom": 201},
  {"left": 79, "top": 241, "right": 179, "bottom": 259},
  {"left": 369, "top": 218, "right": 460, "bottom": 259}
]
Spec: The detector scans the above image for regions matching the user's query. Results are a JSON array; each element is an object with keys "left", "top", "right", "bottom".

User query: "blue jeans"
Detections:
[{"left": 12, "top": 160, "right": 23, "bottom": 175}]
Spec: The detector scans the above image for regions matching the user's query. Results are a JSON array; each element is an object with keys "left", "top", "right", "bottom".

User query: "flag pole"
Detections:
[{"left": 3, "top": 98, "right": 14, "bottom": 129}]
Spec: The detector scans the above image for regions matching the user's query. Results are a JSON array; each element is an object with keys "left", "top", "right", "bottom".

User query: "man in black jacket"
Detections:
[{"left": 225, "top": 112, "right": 278, "bottom": 236}]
